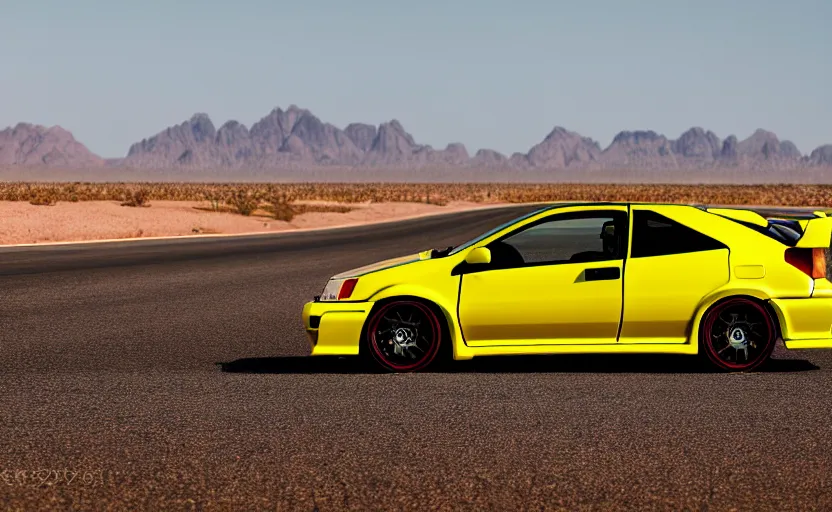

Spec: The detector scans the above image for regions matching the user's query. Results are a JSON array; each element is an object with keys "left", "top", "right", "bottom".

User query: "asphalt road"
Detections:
[{"left": 2, "top": 204, "right": 832, "bottom": 511}]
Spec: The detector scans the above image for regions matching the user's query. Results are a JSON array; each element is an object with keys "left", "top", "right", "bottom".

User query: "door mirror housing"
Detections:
[{"left": 464, "top": 247, "right": 492, "bottom": 265}]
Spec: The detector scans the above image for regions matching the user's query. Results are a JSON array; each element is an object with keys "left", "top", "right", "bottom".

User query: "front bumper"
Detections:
[
  {"left": 302, "top": 300, "right": 372, "bottom": 356},
  {"left": 770, "top": 297, "right": 832, "bottom": 349}
]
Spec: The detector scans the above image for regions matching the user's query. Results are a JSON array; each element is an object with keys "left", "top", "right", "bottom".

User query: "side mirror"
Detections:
[{"left": 464, "top": 247, "right": 491, "bottom": 265}]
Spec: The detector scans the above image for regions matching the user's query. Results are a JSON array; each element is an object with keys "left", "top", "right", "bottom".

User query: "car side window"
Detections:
[
  {"left": 486, "top": 211, "right": 627, "bottom": 268},
  {"left": 631, "top": 210, "right": 727, "bottom": 258}
]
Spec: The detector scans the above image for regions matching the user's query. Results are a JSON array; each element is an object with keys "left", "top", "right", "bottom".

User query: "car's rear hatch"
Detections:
[{"left": 706, "top": 206, "right": 832, "bottom": 294}]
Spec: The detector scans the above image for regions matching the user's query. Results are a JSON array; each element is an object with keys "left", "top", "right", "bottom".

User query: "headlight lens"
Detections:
[
  {"left": 319, "top": 277, "right": 359, "bottom": 301},
  {"left": 320, "top": 279, "right": 344, "bottom": 301}
]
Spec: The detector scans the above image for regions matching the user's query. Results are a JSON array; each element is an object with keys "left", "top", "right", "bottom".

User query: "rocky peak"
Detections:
[
  {"left": 471, "top": 148, "right": 508, "bottom": 166},
  {"left": 809, "top": 145, "right": 832, "bottom": 165},
  {"left": 0, "top": 122, "right": 104, "bottom": 166},
  {"left": 526, "top": 126, "right": 601, "bottom": 168},
  {"left": 737, "top": 129, "right": 781, "bottom": 158},
  {"left": 437, "top": 142, "right": 470, "bottom": 164},
  {"left": 249, "top": 106, "right": 309, "bottom": 147},
  {"left": 672, "top": 127, "right": 721, "bottom": 161},
  {"left": 720, "top": 135, "right": 739, "bottom": 159},
  {"left": 369, "top": 120, "right": 418, "bottom": 155},
  {"left": 778, "top": 140, "right": 802, "bottom": 159},
  {"left": 344, "top": 123, "right": 377, "bottom": 152},
  {"left": 216, "top": 121, "right": 250, "bottom": 145},
  {"left": 284, "top": 112, "right": 329, "bottom": 150},
  {"left": 611, "top": 130, "right": 665, "bottom": 145},
  {"left": 187, "top": 113, "right": 216, "bottom": 143},
  {"left": 601, "top": 130, "right": 677, "bottom": 168},
  {"left": 279, "top": 112, "right": 362, "bottom": 163},
  {"left": 108, "top": 106, "right": 832, "bottom": 172}
]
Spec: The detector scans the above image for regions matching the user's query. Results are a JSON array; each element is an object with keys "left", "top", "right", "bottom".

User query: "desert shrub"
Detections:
[
  {"left": 228, "top": 189, "right": 258, "bottom": 216},
  {"left": 29, "top": 192, "right": 57, "bottom": 206},
  {"left": 1, "top": 182, "right": 832, "bottom": 208},
  {"left": 272, "top": 202, "right": 295, "bottom": 222},
  {"left": 292, "top": 204, "right": 353, "bottom": 215},
  {"left": 266, "top": 193, "right": 295, "bottom": 221},
  {"left": 202, "top": 188, "right": 223, "bottom": 211},
  {"left": 121, "top": 188, "right": 150, "bottom": 207}
]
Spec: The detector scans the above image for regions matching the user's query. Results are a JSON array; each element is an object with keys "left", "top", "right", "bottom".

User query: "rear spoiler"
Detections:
[
  {"left": 794, "top": 216, "right": 832, "bottom": 248},
  {"left": 703, "top": 206, "right": 832, "bottom": 248}
]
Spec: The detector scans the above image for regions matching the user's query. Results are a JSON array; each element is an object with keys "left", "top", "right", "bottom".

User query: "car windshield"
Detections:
[{"left": 448, "top": 206, "right": 552, "bottom": 256}]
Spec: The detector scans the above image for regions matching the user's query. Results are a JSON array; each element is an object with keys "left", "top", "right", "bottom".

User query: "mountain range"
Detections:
[{"left": 2, "top": 105, "right": 832, "bottom": 173}]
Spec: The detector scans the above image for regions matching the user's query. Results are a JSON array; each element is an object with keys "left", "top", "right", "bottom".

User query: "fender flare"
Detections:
[
  {"left": 367, "top": 284, "right": 473, "bottom": 360},
  {"left": 687, "top": 286, "right": 776, "bottom": 349}
]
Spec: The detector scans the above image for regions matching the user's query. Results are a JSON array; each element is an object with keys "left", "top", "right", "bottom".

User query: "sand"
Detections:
[{"left": 0, "top": 200, "right": 514, "bottom": 245}]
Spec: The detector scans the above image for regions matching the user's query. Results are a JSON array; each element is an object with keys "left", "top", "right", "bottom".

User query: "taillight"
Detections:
[
  {"left": 785, "top": 248, "right": 827, "bottom": 279},
  {"left": 337, "top": 278, "right": 359, "bottom": 300},
  {"left": 814, "top": 248, "right": 828, "bottom": 278}
]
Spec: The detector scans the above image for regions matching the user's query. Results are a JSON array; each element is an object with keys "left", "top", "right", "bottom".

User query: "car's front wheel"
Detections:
[
  {"left": 365, "top": 300, "right": 443, "bottom": 372},
  {"left": 700, "top": 297, "right": 777, "bottom": 372}
]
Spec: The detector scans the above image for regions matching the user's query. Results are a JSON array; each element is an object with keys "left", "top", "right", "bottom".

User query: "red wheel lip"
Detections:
[
  {"left": 702, "top": 298, "right": 775, "bottom": 371},
  {"left": 366, "top": 301, "right": 442, "bottom": 372}
]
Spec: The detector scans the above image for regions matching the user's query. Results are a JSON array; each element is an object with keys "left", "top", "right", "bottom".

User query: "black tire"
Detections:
[
  {"left": 364, "top": 300, "right": 444, "bottom": 373},
  {"left": 700, "top": 297, "right": 777, "bottom": 372}
]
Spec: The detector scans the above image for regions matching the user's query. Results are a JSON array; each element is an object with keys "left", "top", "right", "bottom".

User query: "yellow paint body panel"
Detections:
[
  {"left": 812, "top": 278, "right": 832, "bottom": 298},
  {"left": 769, "top": 298, "right": 832, "bottom": 341},
  {"left": 459, "top": 261, "right": 623, "bottom": 345},
  {"left": 301, "top": 202, "right": 832, "bottom": 361},
  {"left": 619, "top": 249, "right": 729, "bottom": 343},
  {"left": 302, "top": 301, "right": 370, "bottom": 356},
  {"left": 734, "top": 265, "right": 765, "bottom": 279},
  {"left": 784, "top": 339, "right": 832, "bottom": 349},
  {"left": 707, "top": 208, "right": 768, "bottom": 227},
  {"left": 796, "top": 217, "right": 832, "bottom": 248},
  {"left": 464, "top": 343, "right": 699, "bottom": 357}
]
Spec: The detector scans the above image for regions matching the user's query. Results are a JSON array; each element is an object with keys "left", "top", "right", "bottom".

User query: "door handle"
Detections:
[{"left": 585, "top": 267, "right": 620, "bottom": 281}]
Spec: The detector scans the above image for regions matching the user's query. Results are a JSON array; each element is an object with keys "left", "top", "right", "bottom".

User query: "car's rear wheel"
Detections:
[
  {"left": 700, "top": 297, "right": 776, "bottom": 372},
  {"left": 365, "top": 300, "right": 442, "bottom": 372}
]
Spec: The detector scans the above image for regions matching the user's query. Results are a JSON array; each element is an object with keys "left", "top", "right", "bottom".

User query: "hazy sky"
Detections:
[{"left": 2, "top": 0, "right": 830, "bottom": 158}]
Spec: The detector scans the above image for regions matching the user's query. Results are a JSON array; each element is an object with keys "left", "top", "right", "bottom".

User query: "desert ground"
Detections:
[
  {"left": 5, "top": 206, "right": 832, "bottom": 510},
  {"left": 0, "top": 200, "right": 512, "bottom": 245},
  {"left": 4, "top": 182, "right": 832, "bottom": 245}
]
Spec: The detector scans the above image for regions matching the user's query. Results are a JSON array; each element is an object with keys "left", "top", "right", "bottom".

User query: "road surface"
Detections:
[{"left": 2, "top": 204, "right": 832, "bottom": 510}]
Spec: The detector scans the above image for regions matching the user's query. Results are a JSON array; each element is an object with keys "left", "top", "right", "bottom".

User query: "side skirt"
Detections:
[{"left": 463, "top": 343, "right": 699, "bottom": 358}]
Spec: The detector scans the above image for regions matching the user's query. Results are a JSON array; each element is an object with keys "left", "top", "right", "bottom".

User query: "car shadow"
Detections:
[{"left": 217, "top": 354, "right": 819, "bottom": 374}]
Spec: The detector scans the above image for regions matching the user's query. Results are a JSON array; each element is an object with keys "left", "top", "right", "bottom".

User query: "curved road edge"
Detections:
[
  {"left": 0, "top": 201, "right": 554, "bottom": 250},
  {"left": 0, "top": 203, "right": 545, "bottom": 276}
]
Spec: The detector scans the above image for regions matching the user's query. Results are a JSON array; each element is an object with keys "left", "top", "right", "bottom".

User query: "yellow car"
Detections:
[{"left": 302, "top": 202, "right": 832, "bottom": 372}]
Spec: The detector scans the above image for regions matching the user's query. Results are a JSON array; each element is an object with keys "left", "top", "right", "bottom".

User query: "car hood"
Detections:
[{"left": 331, "top": 251, "right": 431, "bottom": 279}]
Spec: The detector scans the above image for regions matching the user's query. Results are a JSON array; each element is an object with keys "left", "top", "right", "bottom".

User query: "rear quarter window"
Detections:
[{"left": 631, "top": 210, "right": 727, "bottom": 258}]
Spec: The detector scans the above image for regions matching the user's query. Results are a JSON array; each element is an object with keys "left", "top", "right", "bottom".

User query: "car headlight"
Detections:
[{"left": 319, "top": 277, "right": 359, "bottom": 301}]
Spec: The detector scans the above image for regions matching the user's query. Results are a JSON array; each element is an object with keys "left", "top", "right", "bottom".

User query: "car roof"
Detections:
[
  {"left": 532, "top": 200, "right": 683, "bottom": 209},
  {"left": 533, "top": 201, "right": 713, "bottom": 208},
  {"left": 528, "top": 201, "right": 703, "bottom": 217},
  {"left": 527, "top": 201, "right": 814, "bottom": 246},
  {"left": 533, "top": 201, "right": 826, "bottom": 219}
]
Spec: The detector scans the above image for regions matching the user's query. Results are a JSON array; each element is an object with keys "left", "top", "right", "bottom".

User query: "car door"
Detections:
[
  {"left": 457, "top": 206, "right": 628, "bottom": 346},
  {"left": 618, "top": 205, "right": 730, "bottom": 344}
]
